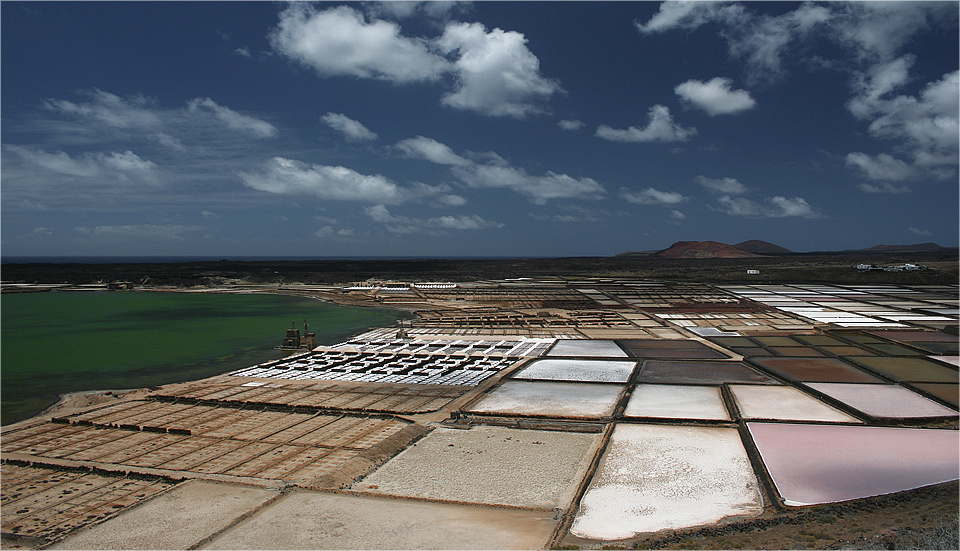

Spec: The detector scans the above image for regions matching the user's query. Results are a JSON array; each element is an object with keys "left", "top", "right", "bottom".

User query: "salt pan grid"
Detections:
[
  {"left": 466, "top": 380, "right": 623, "bottom": 418},
  {"left": 803, "top": 383, "right": 958, "bottom": 418},
  {"left": 151, "top": 378, "right": 466, "bottom": 413},
  {"left": 624, "top": 385, "right": 730, "bottom": 420},
  {"left": 2, "top": 401, "right": 412, "bottom": 484},
  {"left": 747, "top": 423, "right": 960, "bottom": 506},
  {"left": 231, "top": 349, "right": 520, "bottom": 386},
  {"left": 335, "top": 336, "right": 554, "bottom": 357},
  {"left": 546, "top": 339, "right": 628, "bottom": 357},
  {"left": 570, "top": 424, "right": 763, "bottom": 540},
  {"left": 620, "top": 339, "right": 730, "bottom": 359},
  {"left": 0, "top": 463, "right": 177, "bottom": 544},
  {"left": 909, "top": 383, "right": 959, "bottom": 407},
  {"left": 512, "top": 359, "right": 637, "bottom": 383},
  {"left": 728, "top": 385, "right": 862, "bottom": 423},
  {"left": 354, "top": 425, "right": 601, "bottom": 509}
]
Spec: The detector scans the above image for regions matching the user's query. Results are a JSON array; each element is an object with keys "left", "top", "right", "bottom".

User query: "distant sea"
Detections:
[
  {"left": 1, "top": 291, "right": 411, "bottom": 425},
  {"left": 1, "top": 255, "right": 547, "bottom": 264}
]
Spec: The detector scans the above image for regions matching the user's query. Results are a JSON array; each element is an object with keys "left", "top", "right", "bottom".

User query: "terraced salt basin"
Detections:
[
  {"left": 729, "top": 385, "right": 861, "bottom": 422},
  {"left": 624, "top": 385, "right": 730, "bottom": 420},
  {"left": 804, "top": 383, "right": 958, "bottom": 418},
  {"left": 570, "top": 424, "right": 763, "bottom": 540},
  {"left": 747, "top": 423, "right": 960, "bottom": 506},
  {"left": 547, "top": 339, "right": 628, "bottom": 357},
  {"left": 353, "top": 425, "right": 601, "bottom": 509},
  {"left": 513, "top": 359, "right": 637, "bottom": 382},
  {"left": 467, "top": 380, "right": 623, "bottom": 418}
]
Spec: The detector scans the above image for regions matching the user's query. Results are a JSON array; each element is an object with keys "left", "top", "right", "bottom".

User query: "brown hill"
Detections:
[
  {"left": 653, "top": 241, "right": 764, "bottom": 259},
  {"left": 861, "top": 243, "right": 945, "bottom": 252},
  {"left": 734, "top": 240, "right": 793, "bottom": 254}
]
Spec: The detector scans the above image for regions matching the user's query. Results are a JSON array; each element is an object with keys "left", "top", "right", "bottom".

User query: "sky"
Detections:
[{"left": 1, "top": 1, "right": 957, "bottom": 258}]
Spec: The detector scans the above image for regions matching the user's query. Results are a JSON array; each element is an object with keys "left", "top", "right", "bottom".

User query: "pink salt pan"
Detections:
[{"left": 747, "top": 423, "right": 959, "bottom": 506}]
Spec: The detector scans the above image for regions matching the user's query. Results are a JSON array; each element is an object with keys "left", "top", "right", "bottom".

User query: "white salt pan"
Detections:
[
  {"left": 804, "top": 383, "right": 957, "bottom": 418},
  {"left": 570, "top": 424, "right": 763, "bottom": 540},
  {"left": 624, "top": 385, "right": 730, "bottom": 420},
  {"left": 468, "top": 380, "right": 623, "bottom": 418},
  {"left": 729, "top": 385, "right": 862, "bottom": 423},
  {"left": 547, "top": 339, "right": 628, "bottom": 357},
  {"left": 514, "top": 359, "right": 637, "bottom": 383}
]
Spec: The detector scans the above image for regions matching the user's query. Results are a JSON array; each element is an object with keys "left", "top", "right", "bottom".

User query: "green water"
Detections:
[{"left": 1, "top": 291, "right": 409, "bottom": 425}]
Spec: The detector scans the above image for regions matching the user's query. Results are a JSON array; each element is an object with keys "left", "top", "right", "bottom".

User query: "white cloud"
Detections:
[
  {"left": 845, "top": 152, "right": 917, "bottom": 182},
  {"left": 558, "top": 119, "right": 585, "bottom": 131},
  {"left": 320, "top": 112, "right": 378, "bottom": 142},
  {"left": 697, "top": 175, "right": 748, "bottom": 194},
  {"left": 4, "top": 145, "right": 160, "bottom": 185},
  {"left": 363, "top": 204, "right": 502, "bottom": 234},
  {"left": 201, "top": 210, "right": 219, "bottom": 219},
  {"left": 857, "top": 182, "right": 911, "bottom": 194},
  {"left": 596, "top": 105, "right": 697, "bottom": 143},
  {"left": 621, "top": 187, "right": 688, "bottom": 205},
  {"left": 716, "top": 195, "right": 821, "bottom": 218},
  {"left": 187, "top": 97, "right": 278, "bottom": 138},
  {"left": 907, "top": 227, "right": 932, "bottom": 236},
  {"left": 675, "top": 77, "right": 755, "bottom": 116},
  {"left": 73, "top": 224, "right": 204, "bottom": 241},
  {"left": 42, "top": 89, "right": 161, "bottom": 128},
  {"left": 453, "top": 163, "right": 605, "bottom": 204},
  {"left": 669, "top": 210, "right": 686, "bottom": 220},
  {"left": 239, "top": 157, "right": 404, "bottom": 203},
  {"left": 365, "top": 1, "right": 468, "bottom": 21},
  {"left": 637, "top": 1, "right": 831, "bottom": 84},
  {"left": 437, "top": 22, "right": 562, "bottom": 118},
  {"left": 32, "top": 227, "right": 54, "bottom": 235},
  {"left": 269, "top": 4, "right": 448, "bottom": 83},
  {"left": 395, "top": 136, "right": 470, "bottom": 165}
]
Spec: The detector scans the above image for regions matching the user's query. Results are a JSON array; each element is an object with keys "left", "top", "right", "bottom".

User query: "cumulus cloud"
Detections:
[
  {"left": 42, "top": 89, "right": 161, "bottom": 128},
  {"left": 364, "top": 204, "right": 502, "bottom": 234},
  {"left": 269, "top": 4, "right": 448, "bottom": 83},
  {"left": 716, "top": 195, "right": 821, "bottom": 218},
  {"left": 4, "top": 145, "right": 160, "bottom": 184},
  {"left": 395, "top": 136, "right": 470, "bottom": 165},
  {"left": 697, "top": 175, "right": 748, "bottom": 194},
  {"left": 675, "top": 77, "right": 756, "bottom": 116},
  {"left": 621, "top": 187, "right": 688, "bottom": 205},
  {"left": 239, "top": 157, "right": 404, "bottom": 203},
  {"left": 558, "top": 119, "right": 586, "bottom": 131},
  {"left": 845, "top": 152, "right": 917, "bottom": 182},
  {"left": 437, "top": 22, "right": 562, "bottom": 117},
  {"left": 187, "top": 97, "right": 278, "bottom": 138},
  {"left": 320, "top": 112, "right": 378, "bottom": 142},
  {"left": 637, "top": 1, "right": 830, "bottom": 84},
  {"left": 365, "top": 1, "right": 468, "bottom": 22},
  {"left": 453, "top": 163, "right": 605, "bottom": 205},
  {"left": 596, "top": 105, "right": 697, "bottom": 143}
]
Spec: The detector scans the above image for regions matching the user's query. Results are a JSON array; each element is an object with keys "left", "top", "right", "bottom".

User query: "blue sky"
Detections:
[{"left": 2, "top": 1, "right": 957, "bottom": 257}]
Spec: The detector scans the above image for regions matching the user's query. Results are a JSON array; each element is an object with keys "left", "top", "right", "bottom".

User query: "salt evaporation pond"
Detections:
[
  {"left": 547, "top": 339, "right": 628, "bottom": 357},
  {"left": 354, "top": 425, "right": 601, "bottom": 509},
  {"left": 804, "top": 383, "right": 958, "bottom": 418},
  {"left": 513, "top": 359, "right": 637, "bottom": 383},
  {"left": 729, "top": 385, "right": 861, "bottom": 423},
  {"left": 467, "top": 381, "right": 623, "bottom": 418},
  {"left": 624, "top": 385, "right": 730, "bottom": 420},
  {"left": 748, "top": 423, "right": 960, "bottom": 506},
  {"left": 570, "top": 424, "right": 763, "bottom": 540}
]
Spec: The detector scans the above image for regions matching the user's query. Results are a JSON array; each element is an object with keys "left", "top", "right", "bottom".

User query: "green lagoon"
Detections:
[{"left": 1, "top": 291, "right": 409, "bottom": 425}]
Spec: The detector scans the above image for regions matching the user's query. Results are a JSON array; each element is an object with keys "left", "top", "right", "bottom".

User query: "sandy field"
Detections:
[
  {"left": 202, "top": 490, "right": 557, "bottom": 550},
  {"left": 353, "top": 424, "right": 601, "bottom": 509}
]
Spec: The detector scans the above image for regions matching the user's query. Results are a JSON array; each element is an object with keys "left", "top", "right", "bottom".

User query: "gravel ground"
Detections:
[
  {"left": 202, "top": 490, "right": 557, "bottom": 550},
  {"left": 50, "top": 481, "right": 279, "bottom": 550},
  {"left": 353, "top": 424, "right": 602, "bottom": 509}
]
